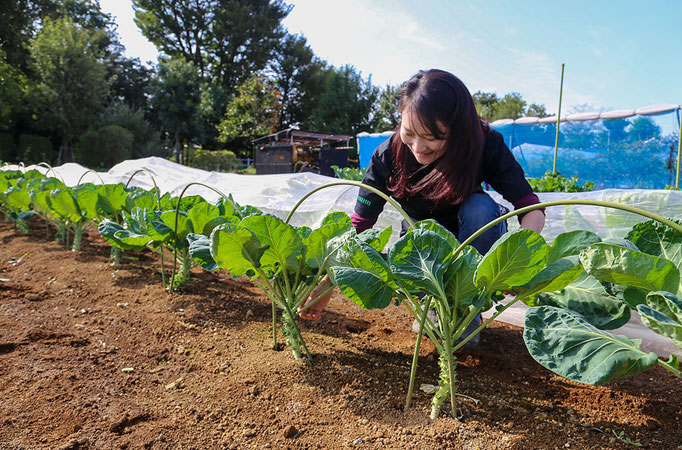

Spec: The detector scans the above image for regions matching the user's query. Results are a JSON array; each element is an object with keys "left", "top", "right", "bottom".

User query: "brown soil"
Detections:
[{"left": 0, "top": 221, "right": 680, "bottom": 450}]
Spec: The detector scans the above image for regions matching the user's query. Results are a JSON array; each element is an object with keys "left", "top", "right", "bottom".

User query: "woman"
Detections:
[{"left": 300, "top": 69, "right": 545, "bottom": 332}]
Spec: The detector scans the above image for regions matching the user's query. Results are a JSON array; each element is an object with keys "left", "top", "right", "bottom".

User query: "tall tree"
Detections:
[
  {"left": 133, "top": 0, "right": 291, "bottom": 92},
  {"left": 373, "top": 84, "right": 400, "bottom": 132},
  {"left": 269, "top": 33, "right": 320, "bottom": 128},
  {"left": 307, "top": 65, "right": 379, "bottom": 135},
  {"left": 216, "top": 74, "right": 282, "bottom": 157},
  {"left": 29, "top": 18, "right": 109, "bottom": 163},
  {"left": 474, "top": 90, "right": 548, "bottom": 121},
  {"left": 147, "top": 57, "right": 203, "bottom": 163}
]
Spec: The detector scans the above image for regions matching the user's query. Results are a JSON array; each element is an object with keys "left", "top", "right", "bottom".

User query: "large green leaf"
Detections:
[
  {"left": 514, "top": 256, "right": 584, "bottom": 302},
  {"left": 356, "top": 226, "right": 392, "bottom": 252},
  {"left": 72, "top": 184, "right": 100, "bottom": 221},
  {"left": 210, "top": 224, "right": 268, "bottom": 277},
  {"left": 444, "top": 246, "right": 481, "bottom": 310},
  {"left": 305, "top": 222, "right": 353, "bottom": 269},
  {"left": 388, "top": 228, "right": 453, "bottom": 297},
  {"left": 626, "top": 219, "right": 682, "bottom": 282},
  {"left": 542, "top": 272, "right": 630, "bottom": 330},
  {"left": 5, "top": 188, "right": 31, "bottom": 212},
  {"left": 580, "top": 243, "right": 680, "bottom": 295},
  {"left": 524, "top": 305, "right": 659, "bottom": 385},
  {"left": 97, "top": 184, "right": 128, "bottom": 218},
  {"left": 50, "top": 189, "right": 83, "bottom": 222},
  {"left": 187, "top": 202, "right": 222, "bottom": 235},
  {"left": 321, "top": 211, "right": 351, "bottom": 225},
  {"left": 475, "top": 229, "right": 549, "bottom": 293},
  {"left": 415, "top": 219, "right": 460, "bottom": 249},
  {"left": 645, "top": 291, "right": 682, "bottom": 323},
  {"left": 160, "top": 210, "right": 191, "bottom": 248},
  {"left": 98, "top": 219, "right": 146, "bottom": 251},
  {"left": 240, "top": 214, "right": 303, "bottom": 271},
  {"left": 547, "top": 230, "right": 601, "bottom": 264},
  {"left": 187, "top": 233, "right": 219, "bottom": 271},
  {"left": 330, "top": 266, "right": 394, "bottom": 310},
  {"left": 637, "top": 304, "right": 682, "bottom": 343}
]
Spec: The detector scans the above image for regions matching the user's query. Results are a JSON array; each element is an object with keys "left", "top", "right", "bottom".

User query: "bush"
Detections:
[
  {"left": 75, "top": 125, "right": 134, "bottom": 169},
  {"left": 527, "top": 170, "right": 594, "bottom": 193},
  {"left": 0, "top": 132, "right": 17, "bottom": 163},
  {"left": 185, "top": 147, "right": 237, "bottom": 172},
  {"left": 18, "top": 134, "right": 53, "bottom": 164},
  {"left": 99, "top": 103, "right": 164, "bottom": 158}
]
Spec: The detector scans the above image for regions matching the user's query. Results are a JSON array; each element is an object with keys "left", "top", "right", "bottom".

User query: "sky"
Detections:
[{"left": 99, "top": 0, "right": 682, "bottom": 116}]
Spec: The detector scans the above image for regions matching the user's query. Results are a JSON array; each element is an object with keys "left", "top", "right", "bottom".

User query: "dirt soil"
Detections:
[{"left": 0, "top": 221, "right": 681, "bottom": 450}]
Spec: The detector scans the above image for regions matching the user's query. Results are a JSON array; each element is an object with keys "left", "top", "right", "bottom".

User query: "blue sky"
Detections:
[{"left": 100, "top": 0, "right": 682, "bottom": 115}]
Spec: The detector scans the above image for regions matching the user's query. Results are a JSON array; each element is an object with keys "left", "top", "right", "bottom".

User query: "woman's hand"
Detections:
[{"left": 298, "top": 275, "right": 333, "bottom": 321}]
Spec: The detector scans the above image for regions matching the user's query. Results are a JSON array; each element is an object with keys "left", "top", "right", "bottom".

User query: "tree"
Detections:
[
  {"left": 373, "top": 84, "right": 400, "bottom": 132},
  {"left": 628, "top": 117, "right": 661, "bottom": 142},
  {"left": 307, "top": 65, "right": 379, "bottom": 135},
  {"left": 216, "top": 75, "right": 282, "bottom": 158},
  {"left": 0, "top": 49, "right": 30, "bottom": 131},
  {"left": 29, "top": 17, "right": 109, "bottom": 163},
  {"left": 133, "top": 0, "right": 291, "bottom": 92},
  {"left": 474, "top": 90, "right": 548, "bottom": 121},
  {"left": 269, "top": 33, "right": 319, "bottom": 128},
  {"left": 147, "top": 58, "right": 203, "bottom": 163}
]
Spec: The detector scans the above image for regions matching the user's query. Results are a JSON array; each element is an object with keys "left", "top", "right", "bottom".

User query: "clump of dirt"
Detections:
[{"left": 0, "top": 221, "right": 680, "bottom": 449}]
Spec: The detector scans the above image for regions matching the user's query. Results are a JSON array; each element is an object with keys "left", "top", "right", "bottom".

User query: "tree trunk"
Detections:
[{"left": 175, "top": 131, "right": 182, "bottom": 165}]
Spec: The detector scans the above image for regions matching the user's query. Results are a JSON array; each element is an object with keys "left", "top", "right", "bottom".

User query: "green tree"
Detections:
[
  {"left": 628, "top": 117, "right": 661, "bottom": 142},
  {"left": 133, "top": 0, "right": 290, "bottom": 92},
  {"left": 373, "top": 84, "right": 400, "bottom": 132},
  {"left": 0, "top": 49, "right": 30, "bottom": 131},
  {"left": 29, "top": 17, "right": 109, "bottom": 163},
  {"left": 99, "top": 102, "right": 163, "bottom": 159},
  {"left": 216, "top": 75, "right": 282, "bottom": 158},
  {"left": 307, "top": 65, "right": 379, "bottom": 135},
  {"left": 474, "top": 90, "right": 548, "bottom": 121},
  {"left": 147, "top": 57, "right": 203, "bottom": 163},
  {"left": 269, "top": 33, "right": 319, "bottom": 128}
]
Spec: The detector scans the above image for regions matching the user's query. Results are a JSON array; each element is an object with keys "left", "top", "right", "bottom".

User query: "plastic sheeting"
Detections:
[{"left": 5, "top": 157, "right": 682, "bottom": 357}]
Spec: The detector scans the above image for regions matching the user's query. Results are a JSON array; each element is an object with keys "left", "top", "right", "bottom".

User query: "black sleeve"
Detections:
[
  {"left": 480, "top": 129, "right": 534, "bottom": 204},
  {"left": 354, "top": 137, "right": 393, "bottom": 218}
]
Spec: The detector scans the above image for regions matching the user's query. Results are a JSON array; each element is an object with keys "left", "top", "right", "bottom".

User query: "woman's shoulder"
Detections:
[{"left": 483, "top": 126, "right": 505, "bottom": 149}]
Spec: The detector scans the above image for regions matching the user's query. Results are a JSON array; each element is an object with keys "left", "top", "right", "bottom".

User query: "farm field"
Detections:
[{"left": 1, "top": 223, "right": 681, "bottom": 449}]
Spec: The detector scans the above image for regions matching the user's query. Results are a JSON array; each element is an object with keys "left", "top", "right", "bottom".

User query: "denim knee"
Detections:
[{"left": 458, "top": 193, "right": 507, "bottom": 255}]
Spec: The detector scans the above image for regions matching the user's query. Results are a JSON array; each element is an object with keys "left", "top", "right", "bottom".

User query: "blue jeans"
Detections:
[
  {"left": 401, "top": 192, "right": 508, "bottom": 256},
  {"left": 458, "top": 192, "right": 508, "bottom": 255}
]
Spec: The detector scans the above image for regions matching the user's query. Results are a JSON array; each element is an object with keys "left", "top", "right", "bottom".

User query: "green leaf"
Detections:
[
  {"left": 637, "top": 304, "right": 682, "bottom": 342},
  {"left": 160, "top": 210, "right": 190, "bottom": 246},
  {"left": 415, "top": 219, "right": 460, "bottom": 249},
  {"left": 580, "top": 243, "right": 680, "bottom": 295},
  {"left": 305, "top": 222, "right": 353, "bottom": 269},
  {"left": 321, "top": 211, "right": 351, "bottom": 225},
  {"left": 97, "top": 219, "right": 145, "bottom": 251},
  {"left": 547, "top": 230, "right": 601, "bottom": 264},
  {"left": 444, "top": 245, "right": 482, "bottom": 312},
  {"left": 388, "top": 228, "right": 452, "bottom": 297},
  {"left": 645, "top": 291, "right": 682, "bottom": 323},
  {"left": 72, "top": 183, "right": 100, "bottom": 221},
  {"left": 626, "top": 219, "right": 682, "bottom": 279},
  {"left": 524, "top": 306, "right": 659, "bottom": 385},
  {"left": 210, "top": 224, "right": 268, "bottom": 277},
  {"left": 96, "top": 184, "right": 128, "bottom": 218},
  {"left": 240, "top": 214, "right": 302, "bottom": 271},
  {"left": 475, "top": 229, "right": 549, "bottom": 293},
  {"left": 330, "top": 266, "right": 394, "bottom": 310},
  {"left": 515, "top": 256, "right": 584, "bottom": 301},
  {"left": 50, "top": 189, "right": 83, "bottom": 222},
  {"left": 187, "top": 202, "right": 221, "bottom": 235},
  {"left": 187, "top": 233, "right": 219, "bottom": 271},
  {"left": 356, "top": 226, "right": 392, "bottom": 252},
  {"left": 542, "top": 272, "right": 631, "bottom": 330}
]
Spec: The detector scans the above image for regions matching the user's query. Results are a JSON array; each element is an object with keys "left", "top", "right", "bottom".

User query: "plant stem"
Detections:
[
  {"left": 443, "top": 320, "right": 458, "bottom": 419},
  {"left": 272, "top": 301, "right": 277, "bottom": 350},
  {"left": 658, "top": 359, "right": 682, "bottom": 377},
  {"left": 405, "top": 295, "right": 433, "bottom": 410}
]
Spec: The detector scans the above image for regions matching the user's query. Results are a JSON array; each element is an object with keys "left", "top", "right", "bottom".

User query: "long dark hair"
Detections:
[{"left": 389, "top": 69, "right": 486, "bottom": 205}]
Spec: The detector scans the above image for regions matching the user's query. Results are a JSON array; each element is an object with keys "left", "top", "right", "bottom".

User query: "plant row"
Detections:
[{"left": 0, "top": 167, "right": 680, "bottom": 421}]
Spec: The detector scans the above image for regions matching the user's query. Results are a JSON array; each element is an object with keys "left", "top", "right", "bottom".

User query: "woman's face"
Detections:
[{"left": 399, "top": 108, "right": 448, "bottom": 165}]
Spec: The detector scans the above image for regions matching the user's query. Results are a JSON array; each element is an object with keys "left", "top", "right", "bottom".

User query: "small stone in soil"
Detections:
[
  {"left": 283, "top": 425, "right": 298, "bottom": 438},
  {"left": 25, "top": 293, "right": 42, "bottom": 301},
  {"left": 354, "top": 438, "right": 363, "bottom": 445}
]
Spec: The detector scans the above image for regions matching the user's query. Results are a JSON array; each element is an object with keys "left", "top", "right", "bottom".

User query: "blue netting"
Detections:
[{"left": 358, "top": 109, "right": 681, "bottom": 189}]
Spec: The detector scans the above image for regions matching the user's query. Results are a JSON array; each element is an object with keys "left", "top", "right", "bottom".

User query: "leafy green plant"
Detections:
[
  {"left": 189, "top": 210, "right": 381, "bottom": 362},
  {"left": 527, "top": 170, "right": 594, "bottom": 192},
  {"left": 524, "top": 218, "right": 682, "bottom": 385},
  {"left": 330, "top": 221, "right": 590, "bottom": 419},
  {"left": 331, "top": 165, "right": 366, "bottom": 181}
]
